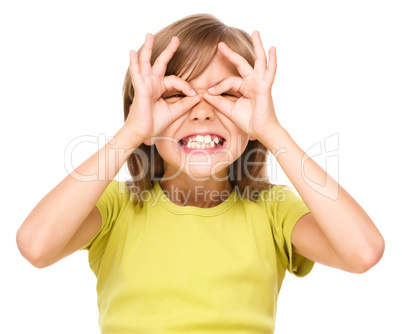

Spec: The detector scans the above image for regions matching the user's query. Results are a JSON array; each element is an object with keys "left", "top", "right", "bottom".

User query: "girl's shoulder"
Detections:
[
  {"left": 235, "top": 184, "right": 289, "bottom": 205},
  {"left": 257, "top": 184, "right": 289, "bottom": 202},
  {"left": 97, "top": 180, "right": 132, "bottom": 209},
  {"left": 237, "top": 184, "right": 307, "bottom": 218}
]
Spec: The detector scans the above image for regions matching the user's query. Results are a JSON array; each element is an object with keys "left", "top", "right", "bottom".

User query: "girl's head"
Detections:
[{"left": 123, "top": 14, "right": 273, "bottom": 205}]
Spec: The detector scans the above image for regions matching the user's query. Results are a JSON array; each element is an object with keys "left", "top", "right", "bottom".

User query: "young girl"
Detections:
[{"left": 17, "top": 14, "right": 384, "bottom": 334}]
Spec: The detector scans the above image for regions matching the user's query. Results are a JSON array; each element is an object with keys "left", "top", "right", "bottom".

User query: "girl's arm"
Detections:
[
  {"left": 205, "top": 31, "right": 384, "bottom": 273},
  {"left": 16, "top": 127, "right": 141, "bottom": 268},
  {"left": 261, "top": 126, "right": 384, "bottom": 273},
  {"left": 17, "top": 34, "right": 199, "bottom": 268}
]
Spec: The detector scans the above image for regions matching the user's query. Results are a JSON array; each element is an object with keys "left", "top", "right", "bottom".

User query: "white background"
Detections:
[{"left": 1, "top": 0, "right": 401, "bottom": 333}]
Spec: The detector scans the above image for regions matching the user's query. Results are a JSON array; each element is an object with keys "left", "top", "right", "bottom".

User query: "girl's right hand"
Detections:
[{"left": 124, "top": 34, "right": 200, "bottom": 144}]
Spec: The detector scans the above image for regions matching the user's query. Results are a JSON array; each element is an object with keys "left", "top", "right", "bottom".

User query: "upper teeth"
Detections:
[
  {"left": 187, "top": 135, "right": 220, "bottom": 144},
  {"left": 182, "top": 134, "right": 223, "bottom": 149}
]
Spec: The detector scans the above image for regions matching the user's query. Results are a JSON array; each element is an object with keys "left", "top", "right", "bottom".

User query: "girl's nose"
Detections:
[{"left": 188, "top": 97, "right": 215, "bottom": 121}]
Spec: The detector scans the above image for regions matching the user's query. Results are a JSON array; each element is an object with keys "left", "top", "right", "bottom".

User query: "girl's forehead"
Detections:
[{"left": 185, "top": 53, "right": 239, "bottom": 85}]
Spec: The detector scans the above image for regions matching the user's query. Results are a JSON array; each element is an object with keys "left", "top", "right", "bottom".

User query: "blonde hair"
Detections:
[{"left": 122, "top": 14, "right": 274, "bottom": 206}]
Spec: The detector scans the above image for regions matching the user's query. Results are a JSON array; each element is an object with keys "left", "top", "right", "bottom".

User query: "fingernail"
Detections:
[
  {"left": 191, "top": 89, "right": 196, "bottom": 96},
  {"left": 219, "top": 42, "right": 227, "bottom": 49},
  {"left": 208, "top": 87, "right": 215, "bottom": 93},
  {"left": 171, "top": 36, "right": 176, "bottom": 43}
]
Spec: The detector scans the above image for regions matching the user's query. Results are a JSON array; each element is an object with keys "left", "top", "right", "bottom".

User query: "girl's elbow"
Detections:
[
  {"left": 16, "top": 228, "right": 52, "bottom": 269},
  {"left": 353, "top": 235, "right": 385, "bottom": 274}
]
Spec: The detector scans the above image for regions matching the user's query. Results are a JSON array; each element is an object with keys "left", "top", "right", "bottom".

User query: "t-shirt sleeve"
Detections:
[
  {"left": 269, "top": 185, "right": 315, "bottom": 277},
  {"left": 81, "top": 180, "right": 130, "bottom": 268}
]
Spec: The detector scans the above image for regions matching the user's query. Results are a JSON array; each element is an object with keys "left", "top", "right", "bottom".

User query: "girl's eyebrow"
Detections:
[
  {"left": 188, "top": 76, "right": 227, "bottom": 88},
  {"left": 210, "top": 78, "right": 225, "bottom": 87}
]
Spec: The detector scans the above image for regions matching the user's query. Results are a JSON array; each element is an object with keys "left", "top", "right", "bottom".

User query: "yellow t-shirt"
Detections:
[{"left": 83, "top": 180, "right": 314, "bottom": 334}]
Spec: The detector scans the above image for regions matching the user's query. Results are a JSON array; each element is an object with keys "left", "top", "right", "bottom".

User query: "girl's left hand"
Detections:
[{"left": 204, "top": 31, "right": 280, "bottom": 144}]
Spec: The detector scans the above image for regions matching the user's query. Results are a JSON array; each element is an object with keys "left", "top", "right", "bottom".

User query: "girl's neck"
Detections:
[{"left": 158, "top": 173, "right": 233, "bottom": 208}]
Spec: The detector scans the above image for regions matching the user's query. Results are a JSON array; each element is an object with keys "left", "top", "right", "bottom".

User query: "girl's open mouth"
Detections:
[{"left": 177, "top": 134, "right": 226, "bottom": 152}]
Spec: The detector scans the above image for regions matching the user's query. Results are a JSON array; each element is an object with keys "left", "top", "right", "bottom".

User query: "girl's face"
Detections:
[{"left": 154, "top": 52, "right": 250, "bottom": 181}]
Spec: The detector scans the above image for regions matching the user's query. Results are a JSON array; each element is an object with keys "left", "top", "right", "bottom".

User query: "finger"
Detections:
[
  {"left": 251, "top": 31, "right": 267, "bottom": 74},
  {"left": 163, "top": 75, "right": 197, "bottom": 97},
  {"left": 153, "top": 36, "right": 180, "bottom": 78},
  {"left": 266, "top": 46, "right": 277, "bottom": 80},
  {"left": 129, "top": 50, "right": 143, "bottom": 87},
  {"left": 202, "top": 92, "right": 235, "bottom": 120},
  {"left": 169, "top": 95, "right": 201, "bottom": 121},
  {"left": 139, "top": 33, "right": 154, "bottom": 75},
  {"left": 207, "top": 76, "right": 243, "bottom": 96},
  {"left": 218, "top": 42, "right": 253, "bottom": 78}
]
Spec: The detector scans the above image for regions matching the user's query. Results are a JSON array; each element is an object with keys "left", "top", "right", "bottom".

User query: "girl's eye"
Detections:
[
  {"left": 164, "top": 94, "right": 185, "bottom": 99},
  {"left": 221, "top": 92, "right": 240, "bottom": 98}
]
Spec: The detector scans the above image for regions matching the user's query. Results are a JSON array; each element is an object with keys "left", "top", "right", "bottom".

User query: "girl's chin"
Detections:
[
  {"left": 183, "top": 166, "right": 229, "bottom": 180},
  {"left": 162, "top": 164, "right": 230, "bottom": 181}
]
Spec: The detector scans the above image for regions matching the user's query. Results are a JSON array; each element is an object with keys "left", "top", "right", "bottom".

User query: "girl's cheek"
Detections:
[{"left": 239, "top": 132, "right": 251, "bottom": 149}]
